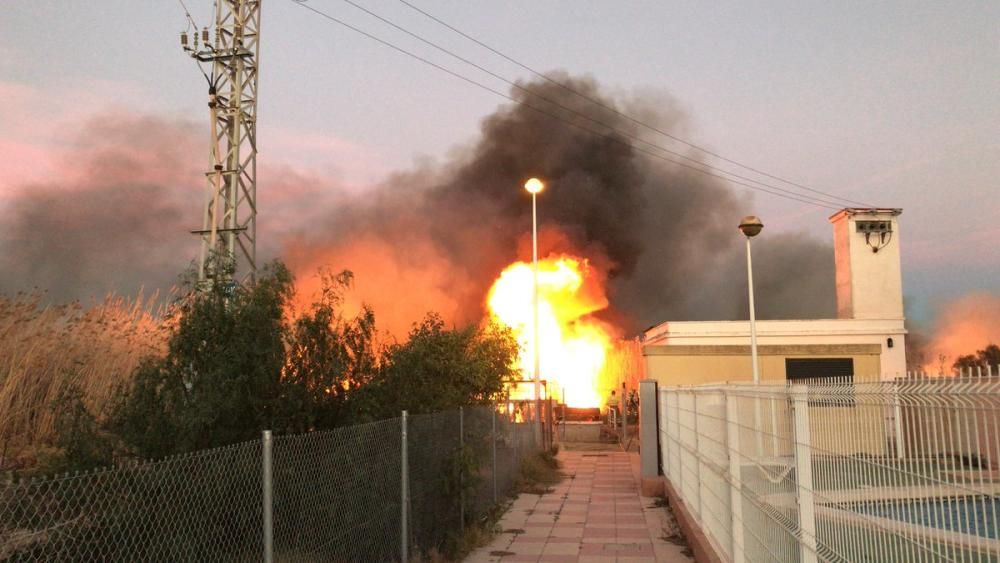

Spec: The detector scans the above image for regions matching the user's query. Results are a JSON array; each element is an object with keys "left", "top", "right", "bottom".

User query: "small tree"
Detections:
[
  {"left": 282, "top": 269, "right": 378, "bottom": 432},
  {"left": 981, "top": 344, "right": 1000, "bottom": 369},
  {"left": 356, "top": 314, "right": 518, "bottom": 420},
  {"left": 953, "top": 343, "right": 1000, "bottom": 375},
  {"left": 109, "top": 260, "right": 293, "bottom": 459},
  {"left": 954, "top": 354, "right": 980, "bottom": 372},
  {"left": 48, "top": 380, "right": 114, "bottom": 471}
]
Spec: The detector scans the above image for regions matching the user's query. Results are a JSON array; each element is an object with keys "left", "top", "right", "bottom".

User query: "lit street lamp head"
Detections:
[
  {"left": 524, "top": 178, "right": 545, "bottom": 194},
  {"left": 739, "top": 216, "right": 764, "bottom": 238}
]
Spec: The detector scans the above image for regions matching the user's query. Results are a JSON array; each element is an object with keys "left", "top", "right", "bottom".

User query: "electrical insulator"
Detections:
[
  {"left": 181, "top": 32, "right": 189, "bottom": 48},
  {"left": 202, "top": 27, "right": 210, "bottom": 43}
]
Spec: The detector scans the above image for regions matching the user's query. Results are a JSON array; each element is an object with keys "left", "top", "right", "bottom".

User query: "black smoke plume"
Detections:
[
  {"left": 1, "top": 74, "right": 836, "bottom": 334},
  {"left": 284, "top": 73, "right": 836, "bottom": 334}
]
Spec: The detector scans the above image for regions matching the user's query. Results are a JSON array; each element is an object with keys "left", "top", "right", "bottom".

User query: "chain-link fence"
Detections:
[
  {"left": 271, "top": 418, "right": 401, "bottom": 562},
  {"left": 461, "top": 406, "right": 537, "bottom": 525},
  {"left": 0, "top": 404, "right": 539, "bottom": 562},
  {"left": 0, "top": 440, "right": 263, "bottom": 562}
]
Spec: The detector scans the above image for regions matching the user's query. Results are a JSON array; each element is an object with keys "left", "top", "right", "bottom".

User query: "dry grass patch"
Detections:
[
  {"left": 0, "top": 292, "right": 173, "bottom": 469},
  {"left": 517, "top": 446, "right": 564, "bottom": 494}
]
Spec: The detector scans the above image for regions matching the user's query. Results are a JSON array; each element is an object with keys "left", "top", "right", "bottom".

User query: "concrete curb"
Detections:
[{"left": 661, "top": 477, "right": 725, "bottom": 563}]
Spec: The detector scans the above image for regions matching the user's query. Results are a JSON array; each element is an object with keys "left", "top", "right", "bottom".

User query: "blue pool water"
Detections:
[{"left": 851, "top": 496, "right": 1000, "bottom": 539}]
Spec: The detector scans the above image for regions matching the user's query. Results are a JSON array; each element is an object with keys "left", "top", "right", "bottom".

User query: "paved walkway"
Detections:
[{"left": 465, "top": 449, "right": 692, "bottom": 562}]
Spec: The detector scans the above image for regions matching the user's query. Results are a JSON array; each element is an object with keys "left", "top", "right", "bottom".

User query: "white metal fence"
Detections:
[
  {"left": 0, "top": 405, "right": 539, "bottom": 562},
  {"left": 658, "top": 378, "right": 1000, "bottom": 562}
]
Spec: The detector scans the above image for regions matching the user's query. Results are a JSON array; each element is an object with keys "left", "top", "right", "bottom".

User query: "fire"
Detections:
[
  {"left": 487, "top": 255, "right": 615, "bottom": 408},
  {"left": 920, "top": 292, "right": 1000, "bottom": 374}
]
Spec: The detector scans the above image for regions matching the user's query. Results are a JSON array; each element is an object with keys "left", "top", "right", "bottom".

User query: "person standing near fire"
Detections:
[{"left": 607, "top": 389, "right": 620, "bottom": 424}]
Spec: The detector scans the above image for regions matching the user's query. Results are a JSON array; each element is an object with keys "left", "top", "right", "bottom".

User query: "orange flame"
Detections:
[
  {"left": 921, "top": 292, "right": 1000, "bottom": 374},
  {"left": 487, "top": 255, "right": 615, "bottom": 408}
]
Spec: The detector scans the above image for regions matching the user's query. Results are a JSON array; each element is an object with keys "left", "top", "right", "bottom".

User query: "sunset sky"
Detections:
[{"left": 1, "top": 0, "right": 997, "bottom": 323}]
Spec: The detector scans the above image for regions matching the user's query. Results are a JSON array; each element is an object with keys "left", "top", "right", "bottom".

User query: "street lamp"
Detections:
[
  {"left": 525, "top": 178, "right": 544, "bottom": 446},
  {"left": 739, "top": 216, "right": 763, "bottom": 384}
]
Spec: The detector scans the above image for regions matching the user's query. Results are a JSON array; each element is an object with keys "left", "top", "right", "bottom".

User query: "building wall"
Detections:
[
  {"left": 832, "top": 216, "right": 854, "bottom": 319},
  {"left": 642, "top": 318, "right": 906, "bottom": 383},
  {"left": 830, "top": 209, "right": 904, "bottom": 320},
  {"left": 643, "top": 344, "right": 882, "bottom": 387},
  {"left": 643, "top": 208, "right": 908, "bottom": 456},
  {"left": 643, "top": 320, "right": 903, "bottom": 457}
]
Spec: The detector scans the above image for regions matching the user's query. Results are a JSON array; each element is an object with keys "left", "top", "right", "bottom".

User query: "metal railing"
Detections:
[
  {"left": 658, "top": 378, "right": 1000, "bottom": 562},
  {"left": 0, "top": 404, "right": 539, "bottom": 561}
]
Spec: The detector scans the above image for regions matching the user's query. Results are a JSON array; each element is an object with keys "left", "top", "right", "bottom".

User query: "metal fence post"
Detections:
[
  {"left": 459, "top": 406, "right": 465, "bottom": 531},
  {"left": 492, "top": 405, "right": 498, "bottom": 505},
  {"left": 725, "top": 392, "right": 745, "bottom": 563},
  {"left": 892, "top": 378, "right": 906, "bottom": 459},
  {"left": 639, "top": 380, "right": 659, "bottom": 479},
  {"left": 791, "top": 386, "right": 817, "bottom": 563},
  {"left": 769, "top": 396, "right": 780, "bottom": 456},
  {"left": 671, "top": 391, "right": 682, "bottom": 501},
  {"left": 621, "top": 382, "right": 627, "bottom": 445},
  {"left": 548, "top": 397, "right": 554, "bottom": 449},
  {"left": 262, "top": 430, "right": 274, "bottom": 563},
  {"left": 401, "top": 411, "right": 409, "bottom": 563},
  {"left": 692, "top": 391, "right": 702, "bottom": 523},
  {"left": 659, "top": 389, "right": 669, "bottom": 477}
]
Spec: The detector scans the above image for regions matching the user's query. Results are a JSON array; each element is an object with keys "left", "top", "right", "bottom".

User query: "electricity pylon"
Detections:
[{"left": 181, "top": 0, "right": 260, "bottom": 289}]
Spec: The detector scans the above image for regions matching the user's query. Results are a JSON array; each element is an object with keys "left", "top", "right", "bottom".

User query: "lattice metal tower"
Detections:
[{"left": 181, "top": 0, "right": 260, "bottom": 288}]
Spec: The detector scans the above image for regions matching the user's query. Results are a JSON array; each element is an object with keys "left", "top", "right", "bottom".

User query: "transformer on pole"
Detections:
[{"left": 181, "top": 0, "right": 260, "bottom": 289}]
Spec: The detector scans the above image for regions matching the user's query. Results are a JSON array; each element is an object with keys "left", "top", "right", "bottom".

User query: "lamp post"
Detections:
[
  {"left": 739, "top": 216, "right": 763, "bottom": 384},
  {"left": 525, "top": 178, "right": 544, "bottom": 447}
]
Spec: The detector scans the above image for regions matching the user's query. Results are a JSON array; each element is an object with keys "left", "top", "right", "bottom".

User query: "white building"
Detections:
[{"left": 642, "top": 208, "right": 907, "bottom": 384}]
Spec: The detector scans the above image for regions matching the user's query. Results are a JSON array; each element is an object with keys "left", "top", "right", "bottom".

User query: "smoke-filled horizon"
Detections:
[
  {"left": 905, "top": 292, "right": 1000, "bottom": 373},
  {"left": 1, "top": 73, "right": 838, "bottom": 335}
]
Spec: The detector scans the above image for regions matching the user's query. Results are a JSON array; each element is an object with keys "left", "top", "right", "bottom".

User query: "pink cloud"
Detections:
[
  {"left": 0, "top": 79, "right": 157, "bottom": 196},
  {"left": 904, "top": 226, "right": 1000, "bottom": 269},
  {"left": 264, "top": 125, "right": 388, "bottom": 190},
  {"left": 0, "top": 78, "right": 390, "bottom": 205},
  {"left": 0, "top": 139, "right": 54, "bottom": 197}
]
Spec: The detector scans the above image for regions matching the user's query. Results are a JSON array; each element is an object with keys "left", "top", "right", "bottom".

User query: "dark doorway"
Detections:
[{"left": 785, "top": 358, "right": 854, "bottom": 383}]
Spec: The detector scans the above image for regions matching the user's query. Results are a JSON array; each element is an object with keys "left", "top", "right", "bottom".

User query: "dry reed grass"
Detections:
[{"left": 0, "top": 291, "right": 175, "bottom": 469}]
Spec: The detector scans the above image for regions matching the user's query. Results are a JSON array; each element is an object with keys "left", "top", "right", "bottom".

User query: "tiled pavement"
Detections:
[{"left": 465, "top": 449, "right": 692, "bottom": 563}]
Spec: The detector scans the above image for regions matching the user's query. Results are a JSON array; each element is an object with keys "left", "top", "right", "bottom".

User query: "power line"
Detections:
[
  {"left": 290, "top": 0, "right": 839, "bottom": 209},
  {"left": 287, "top": 0, "right": 841, "bottom": 210},
  {"left": 328, "top": 0, "right": 853, "bottom": 208},
  {"left": 392, "top": 0, "right": 875, "bottom": 209},
  {"left": 175, "top": 0, "right": 215, "bottom": 86},
  {"left": 176, "top": 0, "right": 200, "bottom": 31},
  {"left": 333, "top": 0, "right": 861, "bottom": 209}
]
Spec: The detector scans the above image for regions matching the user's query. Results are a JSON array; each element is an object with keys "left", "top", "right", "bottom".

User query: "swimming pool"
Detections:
[{"left": 850, "top": 496, "right": 1000, "bottom": 539}]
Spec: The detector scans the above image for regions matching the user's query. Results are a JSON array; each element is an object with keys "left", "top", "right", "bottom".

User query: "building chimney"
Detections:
[{"left": 829, "top": 208, "right": 904, "bottom": 320}]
